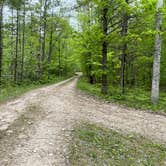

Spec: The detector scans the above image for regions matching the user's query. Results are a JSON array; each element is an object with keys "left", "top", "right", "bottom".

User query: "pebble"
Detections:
[{"left": 7, "top": 130, "right": 13, "bottom": 134}]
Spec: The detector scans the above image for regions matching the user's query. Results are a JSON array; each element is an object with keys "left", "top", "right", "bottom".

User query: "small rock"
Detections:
[
  {"left": 27, "top": 121, "right": 33, "bottom": 125},
  {"left": 33, "top": 149, "right": 37, "bottom": 153},
  {"left": 7, "top": 130, "right": 13, "bottom": 134}
]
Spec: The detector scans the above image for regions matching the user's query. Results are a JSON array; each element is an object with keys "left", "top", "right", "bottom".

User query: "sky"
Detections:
[
  {"left": 4, "top": 0, "right": 77, "bottom": 28},
  {"left": 61, "top": 0, "right": 77, "bottom": 27}
]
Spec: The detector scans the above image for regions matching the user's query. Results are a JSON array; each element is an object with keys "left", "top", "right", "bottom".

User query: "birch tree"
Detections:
[{"left": 151, "top": 0, "right": 163, "bottom": 104}]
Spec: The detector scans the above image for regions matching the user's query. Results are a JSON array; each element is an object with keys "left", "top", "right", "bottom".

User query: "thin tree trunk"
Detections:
[
  {"left": 42, "top": 0, "right": 48, "bottom": 62},
  {"left": 58, "top": 38, "right": 62, "bottom": 77},
  {"left": 64, "top": 43, "right": 67, "bottom": 75},
  {"left": 101, "top": 7, "right": 108, "bottom": 94},
  {"left": 120, "top": 0, "right": 129, "bottom": 95},
  {"left": 48, "top": 11, "right": 53, "bottom": 64},
  {"left": 151, "top": 0, "right": 163, "bottom": 104},
  {"left": 0, "top": 2, "right": 4, "bottom": 86},
  {"left": 14, "top": 9, "right": 19, "bottom": 84},
  {"left": 21, "top": 2, "right": 26, "bottom": 82},
  {"left": 87, "top": 2, "right": 94, "bottom": 84},
  {"left": 10, "top": 8, "right": 14, "bottom": 76},
  {"left": 37, "top": 12, "right": 42, "bottom": 78}
]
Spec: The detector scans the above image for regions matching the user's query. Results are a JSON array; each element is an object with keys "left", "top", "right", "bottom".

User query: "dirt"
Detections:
[{"left": 0, "top": 77, "right": 166, "bottom": 166}]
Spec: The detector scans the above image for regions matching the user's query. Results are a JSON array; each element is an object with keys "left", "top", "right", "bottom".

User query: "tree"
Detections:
[
  {"left": 120, "top": 0, "right": 129, "bottom": 95},
  {"left": 151, "top": 0, "right": 163, "bottom": 104},
  {"left": 0, "top": 0, "right": 4, "bottom": 86},
  {"left": 101, "top": 5, "right": 108, "bottom": 94},
  {"left": 20, "top": 0, "right": 26, "bottom": 82},
  {"left": 41, "top": 0, "right": 49, "bottom": 63}
]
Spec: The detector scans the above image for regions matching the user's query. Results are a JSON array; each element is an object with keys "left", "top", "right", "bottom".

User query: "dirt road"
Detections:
[{"left": 0, "top": 77, "right": 166, "bottom": 166}]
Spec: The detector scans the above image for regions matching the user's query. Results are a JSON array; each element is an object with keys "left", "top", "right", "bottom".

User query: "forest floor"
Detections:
[{"left": 0, "top": 76, "right": 166, "bottom": 166}]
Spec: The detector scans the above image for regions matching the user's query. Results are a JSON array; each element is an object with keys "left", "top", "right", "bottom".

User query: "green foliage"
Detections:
[
  {"left": 1, "top": 0, "right": 78, "bottom": 95},
  {"left": 74, "top": 0, "right": 166, "bottom": 103},
  {"left": 0, "top": 75, "right": 71, "bottom": 102},
  {"left": 7, "top": 0, "right": 24, "bottom": 9},
  {"left": 69, "top": 123, "right": 166, "bottom": 166},
  {"left": 77, "top": 77, "right": 166, "bottom": 113}
]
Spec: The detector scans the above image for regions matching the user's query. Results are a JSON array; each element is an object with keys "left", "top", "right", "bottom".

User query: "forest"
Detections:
[
  {"left": 0, "top": 0, "right": 76, "bottom": 100},
  {"left": 0, "top": 0, "right": 166, "bottom": 165},
  {"left": 0, "top": 0, "right": 166, "bottom": 107}
]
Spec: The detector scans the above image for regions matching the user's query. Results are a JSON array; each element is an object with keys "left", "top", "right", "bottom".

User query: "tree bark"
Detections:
[
  {"left": 151, "top": 0, "right": 163, "bottom": 104},
  {"left": 101, "top": 7, "right": 108, "bottom": 94},
  {"left": 0, "top": 1, "right": 4, "bottom": 86},
  {"left": 21, "top": 2, "right": 26, "bottom": 82},
  {"left": 120, "top": 0, "right": 129, "bottom": 95},
  {"left": 10, "top": 8, "right": 14, "bottom": 76},
  {"left": 14, "top": 9, "right": 19, "bottom": 84},
  {"left": 58, "top": 38, "right": 62, "bottom": 77},
  {"left": 48, "top": 11, "right": 53, "bottom": 64},
  {"left": 42, "top": 0, "right": 48, "bottom": 62}
]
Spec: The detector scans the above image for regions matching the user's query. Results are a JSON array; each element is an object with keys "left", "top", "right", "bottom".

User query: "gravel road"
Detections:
[{"left": 0, "top": 77, "right": 166, "bottom": 166}]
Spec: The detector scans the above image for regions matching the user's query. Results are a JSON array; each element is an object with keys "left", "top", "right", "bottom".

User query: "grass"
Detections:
[
  {"left": 69, "top": 123, "right": 166, "bottom": 166},
  {"left": 0, "top": 75, "right": 72, "bottom": 103},
  {"left": 77, "top": 77, "right": 166, "bottom": 114}
]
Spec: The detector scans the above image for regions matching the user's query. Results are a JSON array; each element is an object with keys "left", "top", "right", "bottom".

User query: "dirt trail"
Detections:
[{"left": 0, "top": 77, "right": 166, "bottom": 166}]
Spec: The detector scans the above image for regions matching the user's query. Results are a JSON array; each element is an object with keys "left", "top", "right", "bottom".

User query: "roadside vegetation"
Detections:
[
  {"left": 69, "top": 123, "right": 166, "bottom": 166},
  {"left": 0, "top": 75, "right": 71, "bottom": 103},
  {"left": 77, "top": 77, "right": 166, "bottom": 114}
]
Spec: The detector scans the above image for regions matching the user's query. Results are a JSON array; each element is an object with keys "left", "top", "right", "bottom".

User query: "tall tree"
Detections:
[
  {"left": 48, "top": 10, "right": 54, "bottom": 64},
  {"left": 120, "top": 0, "right": 129, "bottom": 95},
  {"left": 42, "top": 0, "right": 49, "bottom": 62},
  {"left": 101, "top": 5, "right": 108, "bottom": 94},
  {"left": 151, "top": 0, "right": 163, "bottom": 104},
  {"left": 0, "top": 0, "right": 4, "bottom": 86},
  {"left": 14, "top": 8, "right": 19, "bottom": 84},
  {"left": 20, "top": 1, "right": 26, "bottom": 82}
]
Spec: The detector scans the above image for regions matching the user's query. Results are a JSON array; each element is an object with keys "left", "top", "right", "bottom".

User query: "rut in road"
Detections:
[{"left": 0, "top": 77, "right": 166, "bottom": 166}]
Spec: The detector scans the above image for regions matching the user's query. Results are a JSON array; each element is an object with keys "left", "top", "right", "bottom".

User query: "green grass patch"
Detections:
[
  {"left": 0, "top": 76, "right": 71, "bottom": 103},
  {"left": 69, "top": 123, "right": 166, "bottom": 166},
  {"left": 77, "top": 77, "right": 166, "bottom": 113}
]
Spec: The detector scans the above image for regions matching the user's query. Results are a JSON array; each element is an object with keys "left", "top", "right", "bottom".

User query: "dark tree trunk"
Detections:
[
  {"left": 36, "top": 12, "right": 42, "bottom": 78},
  {"left": 58, "top": 38, "right": 62, "bottom": 77},
  {"left": 101, "top": 7, "right": 108, "bottom": 94},
  {"left": 120, "top": 0, "right": 129, "bottom": 95},
  {"left": 87, "top": 3, "right": 94, "bottom": 85},
  {"left": 89, "top": 63, "right": 94, "bottom": 84},
  {"left": 10, "top": 8, "right": 14, "bottom": 76},
  {"left": 14, "top": 9, "right": 19, "bottom": 84},
  {"left": 0, "top": 2, "right": 4, "bottom": 86},
  {"left": 21, "top": 2, "right": 26, "bottom": 82},
  {"left": 48, "top": 11, "right": 53, "bottom": 64},
  {"left": 42, "top": 0, "right": 48, "bottom": 62}
]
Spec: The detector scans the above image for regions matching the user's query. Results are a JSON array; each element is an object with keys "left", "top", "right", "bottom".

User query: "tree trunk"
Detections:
[
  {"left": 14, "top": 9, "right": 19, "bottom": 84},
  {"left": 151, "top": 0, "right": 163, "bottom": 104},
  {"left": 36, "top": 12, "right": 42, "bottom": 79},
  {"left": 48, "top": 11, "right": 53, "bottom": 64},
  {"left": 10, "top": 8, "right": 14, "bottom": 76},
  {"left": 42, "top": 0, "right": 48, "bottom": 62},
  {"left": 0, "top": 2, "right": 4, "bottom": 86},
  {"left": 89, "top": 62, "right": 94, "bottom": 84},
  {"left": 58, "top": 38, "right": 62, "bottom": 77},
  {"left": 21, "top": 2, "right": 26, "bottom": 82},
  {"left": 120, "top": 0, "right": 129, "bottom": 95},
  {"left": 101, "top": 7, "right": 108, "bottom": 94}
]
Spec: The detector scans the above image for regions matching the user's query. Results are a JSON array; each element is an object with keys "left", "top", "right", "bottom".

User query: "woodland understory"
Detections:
[
  {"left": 0, "top": 1, "right": 166, "bottom": 165},
  {"left": 0, "top": 0, "right": 166, "bottom": 110}
]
